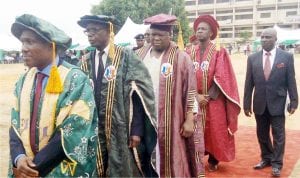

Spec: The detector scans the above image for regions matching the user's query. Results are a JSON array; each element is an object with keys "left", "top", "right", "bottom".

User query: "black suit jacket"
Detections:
[
  {"left": 243, "top": 48, "right": 298, "bottom": 116},
  {"left": 9, "top": 128, "right": 66, "bottom": 176}
]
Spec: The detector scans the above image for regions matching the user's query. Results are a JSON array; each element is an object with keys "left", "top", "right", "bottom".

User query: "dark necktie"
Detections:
[
  {"left": 30, "top": 72, "right": 46, "bottom": 154},
  {"left": 97, "top": 51, "right": 105, "bottom": 80},
  {"left": 95, "top": 51, "right": 105, "bottom": 109},
  {"left": 264, "top": 52, "right": 271, "bottom": 80}
]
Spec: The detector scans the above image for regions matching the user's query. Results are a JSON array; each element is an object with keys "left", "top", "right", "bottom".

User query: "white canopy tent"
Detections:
[
  {"left": 0, "top": 34, "right": 20, "bottom": 51},
  {"left": 273, "top": 25, "right": 300, "bottom": 43},
  {"left": 254, "top": 25, "right": 300, "bottom": 44},
  {"left": 114, "top": 17, "right": 149, "bottom": 48}
]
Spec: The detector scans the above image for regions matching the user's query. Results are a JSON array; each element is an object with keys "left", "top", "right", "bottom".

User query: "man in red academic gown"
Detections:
[
  {"left": 192, "top": 14, "right": 241, "bottom": 172},
  {"left": 136, "top": 13, "right": 205, "bottom": 177}
]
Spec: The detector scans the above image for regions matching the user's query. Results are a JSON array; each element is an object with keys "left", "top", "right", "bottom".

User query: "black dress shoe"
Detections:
[
  {"left": 208, "top": 163, "right": 218, "bottom": 172},
  {"left": 253, "top": 161, "right": 271, "bottom": 169},
  {"left": 272, "top": 167, "right": 281, "bottom": 177}
]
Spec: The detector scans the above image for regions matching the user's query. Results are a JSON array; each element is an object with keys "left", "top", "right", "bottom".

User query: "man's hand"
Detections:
[
  {"left": 228, "top": 128, "right": 234, "bottom": 136},
  {"left": 16, "top": 156, "right": 38, "bottom": 177},
  {"left": 180, "top": 112, "right": 194, "bottom": 138},
  {"left": 288, "top": 108, "right": 296, "bottom": 115},
  {"left": 244, "top": 109, "right": 252, "bottom": 117},
  {"left": 196, "top": 94, "right": 209, "bottom": 107},
  {"left": 129, "top": 135, "right": 141, "bottom": 148}
]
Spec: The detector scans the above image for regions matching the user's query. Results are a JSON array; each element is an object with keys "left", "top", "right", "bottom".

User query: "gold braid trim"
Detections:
[
  {"left": 129, "top": 81, "right": 158, "bottom": 176},
  {"left": 200, "top": 44, "right": 216, "bottom": 131},
  {"left": 105, "top": 46, "right": 122, "bottom": 148},
  {"left": 60, "top": 128, "right": 77, "bottom": 176},
  {"left": 164, "top": 46, "right": 177, "bottom": 177},
  {"left": 96, "top": 137, "right": 104, "bottom": 176},
  {"left": 191, "top": 45, "right": 196, "bottom": 62},
  {"left": 198, "top": 174, "right": 206, "bottom": 178},
  {"left": 80, "top": 53, "right": 90, "bottom": 74},
  {"left": 135, "top": 46, "right": 146, "bottom": 57},
  {"left": 187, "top": 90, "right": 197, "bottom": 108},
  {"left": 96, "top": 46, "right": 122, "bottom": 176}
]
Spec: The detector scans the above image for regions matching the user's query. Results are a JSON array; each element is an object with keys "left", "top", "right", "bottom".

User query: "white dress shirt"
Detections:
[
  {"left": 262, "top": 48, "right": 276, "bottom": 70},
  {"left": 95, "top": 46, "right": 109, "bottom": 78}
]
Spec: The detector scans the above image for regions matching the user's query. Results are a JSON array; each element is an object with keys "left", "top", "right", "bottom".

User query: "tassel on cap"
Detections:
[
  {"left": 45, "top": 42, "right": 63, "bottom": 93},
  {"left": 108, "top": 22, "right": 115, "bottom": 59},
  {"left": 177, "top": 22, "right": 184, "bottom": 50}
]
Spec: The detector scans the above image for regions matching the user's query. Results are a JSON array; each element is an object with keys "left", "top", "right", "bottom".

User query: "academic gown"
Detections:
[{"left": 9, "top": 60, "right": 98, "bottom": 177}]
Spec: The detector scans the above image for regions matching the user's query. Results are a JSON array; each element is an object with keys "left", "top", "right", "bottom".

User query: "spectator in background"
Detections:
[
  {"left": 185, "top": 34, "right": 200, "bottom": 59},
  {"left": 228, "top": 43, "right": 233, "bottom": 55},
  {"left": 237, "top": 44, "right": 240, "bottom": 53},
  {"left": 132, "top": 33, "right": 145, "bottom": 51},
  {"left": 144, "top": 28, "right": 151, "bottom": 44},
  {"left": 243, "top": 44, "right": 247, "bottom": 55},
  {"left": 190, "top": 34, "right": 200, "bottom": 46},
  {"left": 246, "top": 43, "right": 251, "bottom": 56},
  {"left": 65, "top": 50, "right": 79, "bottom": 65}
]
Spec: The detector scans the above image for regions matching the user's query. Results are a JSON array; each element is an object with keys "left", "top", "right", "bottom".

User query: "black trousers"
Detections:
[{"left": 255, "top": 108, "right": 285, "bottom": 169}]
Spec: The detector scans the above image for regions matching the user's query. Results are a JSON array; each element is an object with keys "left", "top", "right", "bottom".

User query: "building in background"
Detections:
[{"left": 185, "top": 0, "right": 300, "bottom": 44}]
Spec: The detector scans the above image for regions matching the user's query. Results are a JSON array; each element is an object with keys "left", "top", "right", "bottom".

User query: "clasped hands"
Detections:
[
  {"left": 196, "top": 94, "right": 210, "bottom": 107},
  {"left": 196, "top": 94, "right": 233, "bottom": 136},
  {"left": 14, "top": 156, "right": 38, "bottom": 178}
]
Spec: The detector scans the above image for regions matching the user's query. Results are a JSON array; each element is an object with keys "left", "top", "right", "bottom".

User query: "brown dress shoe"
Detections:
[{"left": 253, "top": 161, "right": 271, "bottom": 169}]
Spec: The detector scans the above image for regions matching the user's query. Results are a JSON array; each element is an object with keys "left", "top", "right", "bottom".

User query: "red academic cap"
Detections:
[
  {"left": 193, "top": 14, "right": 219, "bottom": 40},
  {"left": 144, "top": 13, "right": 177, "bottom": 32},
  {"left": 189, "top": 35, "right": 197, "bottom": 42}
]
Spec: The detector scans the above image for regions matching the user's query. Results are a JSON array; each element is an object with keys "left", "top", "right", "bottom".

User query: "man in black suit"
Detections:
[{"left": 243, "top": 28, "right": 298, "bottom": 177}]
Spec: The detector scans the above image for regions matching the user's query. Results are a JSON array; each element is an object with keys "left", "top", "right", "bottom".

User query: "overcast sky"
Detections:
[{"left": 0, "top": 0, "right": 100, "bottom": 50}]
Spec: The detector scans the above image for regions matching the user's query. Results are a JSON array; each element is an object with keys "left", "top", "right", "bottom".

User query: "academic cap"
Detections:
[
  {"left": 144, "top": 13, "right": 177, "bottom": 32},
  {"left": 143, "top": 13, "right": 184, "bottom": 50},
  {"left": 77, "top": 15, "right": 119, "bottom": 28},
  {"left": 11, "top": 14, "right": 72, "bottom": 93},
  {"left": 78, "top": 15, "right": 118, "bottom": 59},
  {"left": 193, "top": 14, "right": 219, "bottom": 40},
  {"left": 189, "top": 35, "right": 197, "bottom": 43},
  {"left": 11, "top": 14, "right": 72, "bottom": 49}
]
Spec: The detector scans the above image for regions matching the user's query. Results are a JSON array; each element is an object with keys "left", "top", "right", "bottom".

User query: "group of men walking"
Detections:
[{"left": 8, "top": 11, "right": 297, "bottom": 178}]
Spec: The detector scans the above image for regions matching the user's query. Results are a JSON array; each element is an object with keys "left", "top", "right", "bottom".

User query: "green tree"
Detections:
[
  {"left": 239, "top": 31, "right": 252, "bottom": 43},
  {"left": 91, "top": 0, "right": 192, "bottom": 44}
]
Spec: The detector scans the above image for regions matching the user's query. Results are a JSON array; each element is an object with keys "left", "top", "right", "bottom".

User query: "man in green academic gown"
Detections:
[
  {"left": 9, "top": 14, "right": 98, "bottom": 177},
  {"left": 77, "top": 15, "right": 157, "bottom": 177}
]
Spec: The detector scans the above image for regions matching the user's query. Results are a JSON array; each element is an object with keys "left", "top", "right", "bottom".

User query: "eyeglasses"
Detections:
[{"left": 84, "top": 27, "right": 105, "bottom": 35}]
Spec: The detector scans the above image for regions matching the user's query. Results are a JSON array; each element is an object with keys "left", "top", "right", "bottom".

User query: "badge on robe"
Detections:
[
  {"left": 193, "top": 62, "right": 200, "bottom": 71},
  {"left": 200, "top": 61, "right": 209, "bottom": 71},
  {"left": 161, "top": 63, "right": 173, "bottom": 78},
  {"left": 104, "top": 65, "right": 117, "bottom": 81}
]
